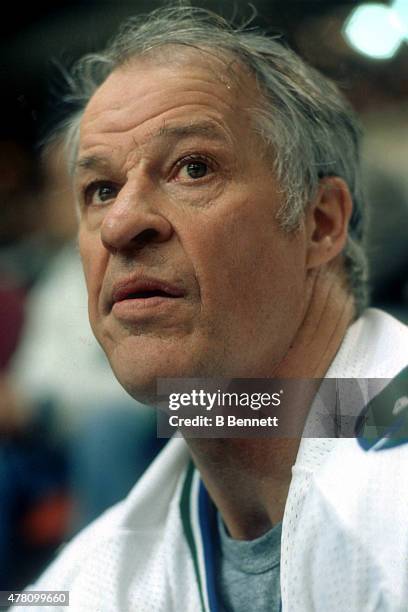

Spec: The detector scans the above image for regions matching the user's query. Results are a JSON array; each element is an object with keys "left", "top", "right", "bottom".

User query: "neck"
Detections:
[{"left": 186, "top": 269, "right": 355, "bottom": 539}]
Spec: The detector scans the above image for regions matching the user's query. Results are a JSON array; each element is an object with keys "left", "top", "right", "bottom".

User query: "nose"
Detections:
[{"left": 100, "top": 185, "right": 173, "bottom": 253}]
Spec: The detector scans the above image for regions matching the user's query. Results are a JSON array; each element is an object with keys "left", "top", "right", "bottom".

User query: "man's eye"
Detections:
[
  {"left": 184, "top": 161, "right": 208, "bottom": 179},
  {"left": 84, "top": 182, "right": 117, "bottom": 206},
  {"left": 174, "top": 157, "right": 213, "bottom": 181}
]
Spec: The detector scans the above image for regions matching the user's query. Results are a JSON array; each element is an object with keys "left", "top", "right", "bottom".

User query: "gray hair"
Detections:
[{"left": 63, "top": 5, "right": 368, "bottom": 312}]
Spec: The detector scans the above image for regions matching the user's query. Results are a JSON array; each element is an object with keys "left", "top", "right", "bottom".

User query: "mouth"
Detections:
[
  {"left": 110, "top": 278, "right": 185, "bottom": 318},
  {"left": 122, "top": 289, "right": 181, "bottom": 300}
]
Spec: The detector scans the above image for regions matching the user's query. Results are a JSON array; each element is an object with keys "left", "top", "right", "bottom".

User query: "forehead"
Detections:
[{"left": 79, "top": 48, "right": 260, "bottom": 158}]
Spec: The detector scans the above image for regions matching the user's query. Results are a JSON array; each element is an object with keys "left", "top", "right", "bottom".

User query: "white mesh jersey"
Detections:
[{"left": 11, "top": 309, "right": 408, "bottom": 612}]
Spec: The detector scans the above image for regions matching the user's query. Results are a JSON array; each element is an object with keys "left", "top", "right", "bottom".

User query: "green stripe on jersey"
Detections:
[{"left": 180, "top": 462, "right": 206, "bottom": 612}]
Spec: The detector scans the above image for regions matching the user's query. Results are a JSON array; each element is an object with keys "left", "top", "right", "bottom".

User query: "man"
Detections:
[{"left": 12, "top": 6, "right": 408, "bottom": 611}]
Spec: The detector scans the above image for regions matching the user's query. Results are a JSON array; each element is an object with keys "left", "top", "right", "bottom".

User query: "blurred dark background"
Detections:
[{"left": 0, "top": 0, "right": 407, "bottom": 592}]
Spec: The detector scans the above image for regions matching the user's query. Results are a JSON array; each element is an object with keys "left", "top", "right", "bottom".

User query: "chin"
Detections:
[
  {"left": 120, "top": 376, "right": 160, "bottom": 406},
  {"left": 100, "top": 327, "right": 229, "bottom": 404},
  {"left": 108, "top": 360, "right": 165, "bottom": 405},
  {"left": 106, "top": 342, "right": 199, "bottom": 406}
]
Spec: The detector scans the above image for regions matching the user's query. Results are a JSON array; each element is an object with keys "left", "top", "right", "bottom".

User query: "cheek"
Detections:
[
  {"left": 78, "top": 228, "right": 106, "bottom": 310},
  {"left": 184, "top": 203, "right": 306, "bottom": 334},
  {"left": 188, "top": 201, "right": 295, "bottom": 296}
]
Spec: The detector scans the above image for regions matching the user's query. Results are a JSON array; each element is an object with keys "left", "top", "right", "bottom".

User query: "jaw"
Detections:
[
  {"left": 98, "top": 325, "right": 227, "bottom": 404},
  {"left": 270, "top": 268, "right": 355, "bottom": 379}
]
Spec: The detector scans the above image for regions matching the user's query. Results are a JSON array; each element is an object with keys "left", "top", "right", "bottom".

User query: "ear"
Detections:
[{"left": 305, "top": 176, "right": 353, "bottom": 270}]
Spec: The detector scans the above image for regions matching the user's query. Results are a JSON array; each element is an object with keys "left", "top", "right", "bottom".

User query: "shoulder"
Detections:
[
  {"left": 329, "top": 308, "right": 408, "bottom": 378},
  {"left": 288, "top": 307, "right": 408, "bottom": 609},
  {"left": 14, "top": 438, "right": 192, "bottom": 612},
  {"left": 294, "top": 439, "right": 408, "bottom": 609},
  {"left": 312, "top": 437, "right": 408, "bottom": 578},
  {"left": 314, "top": 437, "right": 408, "bottom": 520}
]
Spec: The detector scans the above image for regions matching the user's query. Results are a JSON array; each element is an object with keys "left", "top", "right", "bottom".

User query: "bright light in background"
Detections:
[
  {"left": 392, "top": 0, "right": 408, "bottom": 36},
  {"left": 343, "top": 2, "right": 406, "bottom": 60}
]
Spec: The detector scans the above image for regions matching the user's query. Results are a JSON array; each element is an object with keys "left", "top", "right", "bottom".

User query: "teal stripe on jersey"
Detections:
[{"left": 180, "top": 462, "right": 206, "bottom": 612}]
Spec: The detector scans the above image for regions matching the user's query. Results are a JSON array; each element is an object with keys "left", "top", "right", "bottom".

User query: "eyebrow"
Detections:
[
  {"left": 74, "top": 120, "right": 230, "bottom": 175},
  {"left": 74, "top": 155, "right": 110, "bottom": 175},
  {"left": 73, "top": 155, "right": 109, "bottom": 174}
]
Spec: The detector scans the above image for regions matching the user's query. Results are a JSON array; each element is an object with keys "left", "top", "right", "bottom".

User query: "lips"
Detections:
[{"left": 111, "top": 277, "right": 185, "bottom": 306}]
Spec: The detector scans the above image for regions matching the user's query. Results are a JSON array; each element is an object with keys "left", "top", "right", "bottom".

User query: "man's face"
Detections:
[{"left": 76, "top": 51, "right": 310, "bottom": 400}]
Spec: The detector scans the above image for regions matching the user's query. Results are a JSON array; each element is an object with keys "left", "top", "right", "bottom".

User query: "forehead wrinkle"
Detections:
[
  {"left": 85, "top": 87, "right": 239, "bottom": 136},
  {"left": 151, "top": 120, "right": 233, "bottom": 146},
  {"left": 77, "top": 116, "right": 237, "bottom": 175},
  {"left": 82, "top": 59, "right": 250, "bottom": 136},
  {"left": 78, "top": 62, "right": 259, "bottom": 170}
]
